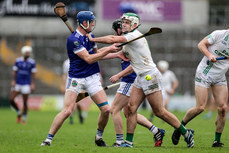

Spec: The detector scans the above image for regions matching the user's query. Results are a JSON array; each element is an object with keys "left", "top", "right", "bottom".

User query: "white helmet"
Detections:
[
  {"left": 157, "top": 60, "right": 169, "bottom": 72},
  {"left": 21, "top": 46, "right": 32, "bottom": 55},
  {"left": 121, "top": 12, "right": 140, "bottom": 30}
]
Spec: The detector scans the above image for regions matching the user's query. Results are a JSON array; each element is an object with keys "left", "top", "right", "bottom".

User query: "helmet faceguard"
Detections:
[
  {"left": 112, "top": 19, "right": 122, "bottom": 36},
  {"left": 77, "top": 11, "right": 96, "bottom": 32},
  {"left": 121, "top": 12, "right": 140, "bottom": 31}
]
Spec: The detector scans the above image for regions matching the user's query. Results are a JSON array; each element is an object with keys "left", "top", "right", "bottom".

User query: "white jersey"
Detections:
[
  {"left": 197, "top": 30, "right": 229, "bottom": 80},
  {"left": 123, "top": 30, "right": 156, "bottom": 75},
  {"left": 161, "top": 70, "right": 177, "bottom": 91}
]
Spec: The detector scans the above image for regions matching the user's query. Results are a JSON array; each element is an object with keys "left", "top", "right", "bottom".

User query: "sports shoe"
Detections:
[
  {"left": 40, "top": 141, "right": 51, "bottom": 146},
  {"left": 212, "top": 141, "right": 224, "bottom": 147},
  {"left": 172, "top": 128, "right": 194, "bottom": 145},
  {"left": 154, "top": 128, "right": 165, "bottom": 147},
  {"left": 95, "top": 138, "right": 107, "bottom": 147},
  {"left": 121, "top": 141, "right": 133, "bottom": 148},
  {"left": 17, "top": 114, "right": 22, "bottom": 123},
  {"left": 184, "top": 130, "right": 194, "bottom": 148},
  {"left": 111, "top": 142, "right": 122, "bottom": 147}
]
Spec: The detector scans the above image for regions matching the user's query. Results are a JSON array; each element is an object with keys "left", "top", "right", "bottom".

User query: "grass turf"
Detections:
[{"left": 0, "top": 108, "right": 229, "bottom": 153}]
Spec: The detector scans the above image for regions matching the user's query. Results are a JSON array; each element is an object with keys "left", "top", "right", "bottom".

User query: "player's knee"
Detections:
[
  {"left": 62, "top": 109, "right": 73, "bottom": 119},
  {"left": 196, "top": 106, "right": 205, "bottom": 114},
  {"left": 110, "top": 107, "right": 118, "bottom": 116},
  {"left": 101, "top": 106, "right": 110, "bottom": 115},
  {"left": 154, "top": 108, "right": 165, "bottom": 118},
  {"left": 217, "top": 104, "right": 227, "bottom": 116}
]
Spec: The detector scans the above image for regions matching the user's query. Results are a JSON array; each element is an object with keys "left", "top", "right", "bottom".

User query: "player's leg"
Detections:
[
  {"left": 91, "top": 89, "right": 110, "bottom": 147},
  {"left": 21, "top": 94, "right": 29, "bottom": 124},
  {"left": 122, "top": 86, "right": 145, "bottom": 147},
  {"left": 172, "top": 85, "right": 207, "bottom": 146},
  {"left": 9, "top": 86, "right": 21, "bottom": 123},
  {"left": 211, "top": 85, "right": 228, "bottom": 147},
  {"left": 136, "top": 113, "right": 165, "bottom": 147},
  {"left": 164, "top": 97, "right": 169, "bottom": 110},
  {"left": 41, "top": 90, "right": 77, "bottom": 146},
  {"left": 110, "top": 93, "right": 129, "bottom": 146},
  {"left": 147, "top": 91, "right": 194, "bottom": 148}
]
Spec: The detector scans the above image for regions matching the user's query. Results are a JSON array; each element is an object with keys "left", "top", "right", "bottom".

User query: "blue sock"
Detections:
[
  {"left": 116, "top": 134, "right": 124, "bottom": 144},
  {"left": 96, "top": 129, "right": 104, "bottom": 139},
  {"left": 46, "top": 134, "right": 54, "bottom": 142},
  {"left": 22, "top": 114, "right": 27, "bottom": 121}
]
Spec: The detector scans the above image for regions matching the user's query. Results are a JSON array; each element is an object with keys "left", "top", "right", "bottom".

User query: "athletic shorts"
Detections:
[
  {"left": 66, "top": 73, "right": 103, "bottom": 96},
  {"left": 13, "top": 84, "right": 31, "bottom": 94},
  {"left": 195, "top": 71, "right": 227, "bottom": 88},
  {"left": 134, "top": 68, "right": 163, "bottom": 96},
  {"left": 117, "top": 82, "right": 133, "bottom": 97}
]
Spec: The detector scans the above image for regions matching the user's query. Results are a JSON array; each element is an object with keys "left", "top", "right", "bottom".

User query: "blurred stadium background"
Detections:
[{"left": 0, "top": 0, "right": 228, "bottom": 111}]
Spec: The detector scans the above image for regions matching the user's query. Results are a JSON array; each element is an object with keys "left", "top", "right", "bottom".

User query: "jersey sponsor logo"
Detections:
[
  {"left": 214, "top": 49, "right": 229, "bottom": 56},
  {"left": 71, "top": 80, "right": 78, "bottom": 87},
  {"left": 148, "top": 83, "right": 158, "bottom": 90},
  {"left": 74, "top": 41, "right": 79, "bottom": 46}
]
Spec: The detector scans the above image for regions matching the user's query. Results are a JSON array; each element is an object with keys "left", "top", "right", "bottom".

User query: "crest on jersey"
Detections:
[
  {"left": 74, "top": 41, "right": 79, "bottom": 46},
  {"left": 72, "top": 80, "right": 78, "bottom": 87}
]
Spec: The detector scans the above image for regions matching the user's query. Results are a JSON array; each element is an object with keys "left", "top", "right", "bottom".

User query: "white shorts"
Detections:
[
  {"left": 66, "top": 73, "right": 103, "bottom": 96},
  {"left": 134, "top": 68, "right": 163, "bottom": 95},
  {"left": 117, "top": 82, "right": 133, "bottom": 97},
  {"left": 13, "top": 84, "right": 31, "bottom": 94},
  {"left": 195, "top": 71, "right": 227, "bottom": 88}
]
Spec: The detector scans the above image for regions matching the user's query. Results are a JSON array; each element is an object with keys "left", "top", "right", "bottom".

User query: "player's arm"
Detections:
[
  {"left": 110, "top": 65, "right": 134, "bottom": 83},
  {"left": 102, "top": 51, "right": 129, "bottom": 61},
  {"left": 168, "top": 80, "right": 179, "bottom": 95},
  {"left": 87, "top": 33, "right": 127, "bottom": 44},
  {"left": 77, "top": 44, "right": 121, "bottom": 64},
  {"left": 198, "top": 37, "right": 217, "bottom": 62},
  {"left": 11, "top": 70, "right": 17, "bottom": 87},
  {"left": 31, "top": 72, "right": 36, "bottom": 92}
]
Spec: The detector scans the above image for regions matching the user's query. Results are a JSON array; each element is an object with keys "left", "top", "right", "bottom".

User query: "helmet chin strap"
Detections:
[{"left": 80, "top": 21, "right": 91, "bottom": 33}]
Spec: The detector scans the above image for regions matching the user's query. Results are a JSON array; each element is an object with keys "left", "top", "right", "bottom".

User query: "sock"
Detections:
[
  {"left": 214, "top": 132, "right": 221, "bottom": 142},
  {"left": 69, "top": 116, "right": 73, "bottom": 123},
  {"left": 17, "top": 110, "right": 21, "bottom": 116},
  {"left": 82, "top": 111, "right": 88, "bottom": 118},
  {"left": 116, "top": 134, "right": 124, "bottom": 144},
  {"left": 126, "top": 133, "right": 134, "bottom": 143},
  {"left": 178, "top": 124, "right": 187, "bottom": 135},
  {"left": 45, "top": 134, "right": 54, "bottom": 143},
  {"left": 96, "top": 129, "right": 104, "bottom": 140},
  {"left": 22, "top": 114, "right": 27, "bottom": 121},
  {"left": 149, "top": 125, "right": 158, "bottom": 135},
  {"left": 207, "top": 111, "right": 213, "bottom": 117},
  {"left": 181, "top": 120, "right": 187, "bottom": 126}
]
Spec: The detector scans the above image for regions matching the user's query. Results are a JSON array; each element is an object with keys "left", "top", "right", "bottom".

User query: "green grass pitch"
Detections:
[{"left": 0, "top": 108, "right": 229, "bottom": 153}]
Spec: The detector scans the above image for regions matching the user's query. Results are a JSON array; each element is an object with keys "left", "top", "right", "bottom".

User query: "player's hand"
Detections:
[
  {"left": 167, "top": 89, "right": 174, "bottom": 95},
  {"left": 110, "top": 74, "right": 120, "bottom": 83},
  {"left": 31, "top": 83, "right": 35, "bottom": 93},
  {"left": 117, "top": 51, "right": 129, "bottom": 61},
  {"left": 11, "top": 80, "right": 15, "bottom": 88},
  {"left": 207, "top": 54, "right": 217, "bottom": 63},
  {"left": 109, "top": 44, "right": 122, "bottom": 53},
  {"left": 86, "top": 33, "right": 93, "bottom": 41}
]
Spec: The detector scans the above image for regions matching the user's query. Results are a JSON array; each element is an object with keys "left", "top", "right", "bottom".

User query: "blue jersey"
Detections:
[
  {"left": 13, "top": 57, "right": 36, "bottom": 85},
  {"left": 67, "top": 30, "right": 100, "bottom": 78},
  {"left": 121, "top": 60, "right": 136, "bottom": 83}
]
